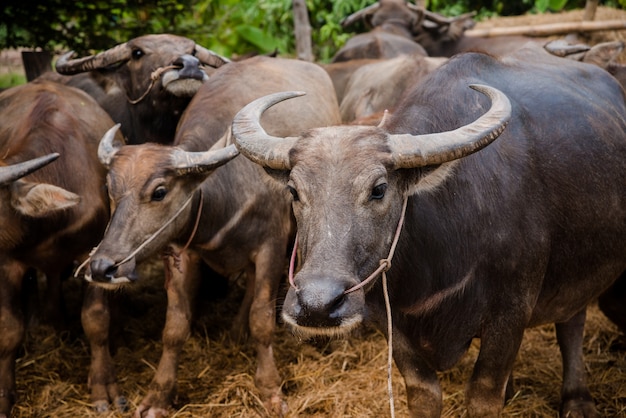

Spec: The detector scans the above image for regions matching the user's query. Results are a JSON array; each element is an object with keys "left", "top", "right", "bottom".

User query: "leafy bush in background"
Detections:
[{"left": 1, "top": 0, "right": 624, "bottom": 62}]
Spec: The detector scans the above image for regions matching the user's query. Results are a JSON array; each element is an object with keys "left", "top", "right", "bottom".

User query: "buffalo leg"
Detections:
[
  {"left": 248, "top": 244, "right": 286, "bottom": 416},
  {"left": 0, "top": 261, "right": 26, "bottom": 418},
  {"left": 134, "top": 247, "right": 200, "bottom": 418},
  {"left": 392, "top": 331, "right": 442, "bottom": 418},
  {"left": 556, "top": 308, "right": 599, "bottom": 418},
  {"left": 466, "top": 320, "right": 525, "bottom": 417},
  {"left": 81, "top": 283, "right": 127, "bottom": 412}
]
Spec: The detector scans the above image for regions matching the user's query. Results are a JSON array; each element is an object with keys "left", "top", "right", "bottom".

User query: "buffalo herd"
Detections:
[{"left": 1, "top": 1, "right": 625, "bottom": 417}]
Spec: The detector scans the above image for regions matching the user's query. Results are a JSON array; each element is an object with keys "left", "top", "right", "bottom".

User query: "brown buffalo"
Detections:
[
  {"left": 0, "top": 80, "right": 118, "bottom": 418},
  {"left": 338, "top": 53, "right": 447, "bottom": 122},
  {"left": 80, "top": 56, "right": 340, "bottom": 417},
  {"left": 332, "top": 0, "right": 428, "bottom": 62},
  {"left": 341, "top": 1, "right": 546, "bottom": 58},
  {"left": 233, "top": 46, "right": 626, "bottom": 417},
  {"left": 49, "top": 34, "right": 229, "bottom": 145}
]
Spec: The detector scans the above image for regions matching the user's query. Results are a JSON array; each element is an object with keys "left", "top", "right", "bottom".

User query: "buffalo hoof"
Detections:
[
  {"left": 561, "top": 398, "right": 600, "bottom": 418},
  {"left": 134, "top": 405, "right": 170, "bottom": 418},
  {"left": 265, "top": 394, "right": 288, "bottom": 417},
  {"left": 93, "top": 400, "right": 109, "bottom": 413},
  {"left": 114, "top": 395, "right": 129, "bottom": 412}
]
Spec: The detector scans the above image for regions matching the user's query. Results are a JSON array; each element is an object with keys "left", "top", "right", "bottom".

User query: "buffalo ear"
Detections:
[
  {"left": 11, "top": 180, "right": 80, "bottom": 217},
  {"left": 262, "top": 167, "right": 291, "bottom": 189}
]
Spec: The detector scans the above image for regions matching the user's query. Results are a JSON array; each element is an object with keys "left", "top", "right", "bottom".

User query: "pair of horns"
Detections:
[
  {"left": 232, "top": 84, "right": 511, "bottom": 171},
  {"left": 56, "top": 43, "right": 229, "bottom": 75},
  {"left": 98, "top": 124, "right": 238, "bottom": 175}
]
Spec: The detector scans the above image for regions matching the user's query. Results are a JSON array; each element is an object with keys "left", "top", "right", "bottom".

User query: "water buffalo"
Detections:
[
  {"left": 337, "top": 53, "right": 447, "bottom": 122},
  {"left": 0, "top": 80, "right": 116, "bottom": 418},
  {"left": 51, "top": 34, "right": 229, "bottom": 145},
  {"left": 340, "top": 0, "right": 546, "bottom": 59},
  {"left": 232, "top": 45, "right": 626, "bottom": 417},
  {"left": 332, "top": 0, "right": 428, "bottom": 62},
  {"left": 81, "top": 56, "right": 340, "bottom": 417}
]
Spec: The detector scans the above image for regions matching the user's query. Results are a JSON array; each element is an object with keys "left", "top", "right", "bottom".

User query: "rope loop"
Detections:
[
  {"left": 127, "top": 65, "right": 178, "bottom": 104},
  {"left": 380, "top": 258, "right": 391, "bottom": 272}
]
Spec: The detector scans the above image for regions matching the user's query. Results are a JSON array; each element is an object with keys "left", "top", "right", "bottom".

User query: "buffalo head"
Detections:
[
  {"left": 56, "top": 34, "right": 228, "bottom": 100},
  {"left": 232, "top": 86, "right": 510, "bottom": 335},
  {"left": 85, "top": 124, "right": 238, "bottom": 288}
]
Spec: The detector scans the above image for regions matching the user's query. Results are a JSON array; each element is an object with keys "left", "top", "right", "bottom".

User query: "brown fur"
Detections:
[
  {"left": 40, "top": 34, "right": 227, "bottom": 145},
  {"left": 82, "top": 56, "right": 340, "bottom": 417},
  {"left": 0, "top": 80, "right": 117, "bottom": 417}
]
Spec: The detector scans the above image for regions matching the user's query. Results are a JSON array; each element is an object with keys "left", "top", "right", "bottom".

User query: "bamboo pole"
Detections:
[{"left": 465, "top": 19, "right": 626, "bottom": 38}]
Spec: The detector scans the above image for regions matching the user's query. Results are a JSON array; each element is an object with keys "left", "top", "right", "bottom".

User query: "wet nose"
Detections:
[
  {"left": 174, "top": 54, "right": 204, "bottom": 80},
  {"left": 89, "top": 256, "right": 118, "bottom": 282},
  {"left": 285, "top": 274, "right": 356, "bottom": 328}
]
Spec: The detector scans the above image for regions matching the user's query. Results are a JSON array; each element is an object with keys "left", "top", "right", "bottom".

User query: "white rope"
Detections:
[
  {"left": 73, "top": 191, "right": 195, "bottom": 277},
  {"left": 113, "top": 192, "right": 195, "bottom": 267},
  {"left": 383, "top": 271, "right": 395, "bottom": 418}
]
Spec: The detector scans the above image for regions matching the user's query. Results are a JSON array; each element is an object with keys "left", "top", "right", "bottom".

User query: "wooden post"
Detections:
[
  {"left": 21, "top": 50, "right": 52, "bottom": 81},
  {"left": 292, "top": 0, "right": 313, "bottom": 62},
  {"left": 465, "top": 20, "right": 626, "bottom": 38},
  {"left": 583, "top": 0, "right": 599, "bottom": 21}
]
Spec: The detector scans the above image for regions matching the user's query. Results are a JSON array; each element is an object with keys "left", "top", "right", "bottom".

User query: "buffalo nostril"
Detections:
[
  {"left": 104, "top": 264, "right": 118, "bottom": 280},
  {"left": 89, "top": 257, "right": 117, "bottom": 282},
  {"left": 174, "top": 54, "right": 203, "bottom": 80},
  {"left": 328, "top": 293, "right": 347, "bottom": 318}
]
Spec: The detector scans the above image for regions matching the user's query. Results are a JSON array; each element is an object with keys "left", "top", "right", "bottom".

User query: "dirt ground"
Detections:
[{"left": 7, "top": 5, "right": 626, "bottom": 418}]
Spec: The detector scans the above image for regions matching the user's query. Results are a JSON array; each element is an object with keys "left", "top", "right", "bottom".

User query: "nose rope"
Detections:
[
  {"left": 112, "top": 190, "right": 199, "bottom": 268},
  {"left": 286, "top": 196, "right": 408, "bottom": 418},
  {"left": 288, "top": 233, "right": 299, "bottom": 290},
  {"left": 344, "top": 196, "right": 408, "bottom": 294},
  {"left": 287, "top": 196, "right": 408, "bottom": 292},
  {"left": 73, "top": 190, "right": 198, "bottom": 277},
  {"left": 126, "top": 65, "right": 178, "bottom": 104}
]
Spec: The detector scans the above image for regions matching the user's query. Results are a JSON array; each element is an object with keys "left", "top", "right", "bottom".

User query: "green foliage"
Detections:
[
  {"left": 0, "top": 72, "right": 26, "bottom": 89},
  {"left": 1, "top": 0, "right": 194, "bottom": 54},
  {"left": 0, "top": 0, "right": 622, "bottom": 61}
]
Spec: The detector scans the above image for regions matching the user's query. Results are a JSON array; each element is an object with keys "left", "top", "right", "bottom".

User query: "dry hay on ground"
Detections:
[{"left": 11, "top": 254, "right": 626, "bottom": 418}]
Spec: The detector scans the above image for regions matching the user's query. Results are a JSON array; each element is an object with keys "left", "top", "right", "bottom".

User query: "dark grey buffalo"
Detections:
[
  {"left": 232, "top": 45, "right": 626, "bottom": 417},
  {"left": 81, "top": 56, "right": 340, "bottom": 417}
]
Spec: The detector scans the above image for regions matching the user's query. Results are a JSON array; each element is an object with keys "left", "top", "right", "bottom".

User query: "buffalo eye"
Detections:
[
  {"left": 131, "top": 49, "right": 144, "bottom": 60},
  {"left": 151, "top": 186, "right": 167, "bottom": 201},
  {"left": 370, "top": 183, "right": 387, "bottom": 201},
  {"left": 287, "top": 185, "right": 299, "bottom": 202}
]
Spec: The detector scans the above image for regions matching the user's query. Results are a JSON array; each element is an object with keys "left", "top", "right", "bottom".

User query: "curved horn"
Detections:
[
  {"left": 422, "top": 10, "right": 476, "bottom": 26},
  {"left": 232, "top": 91, "right": 303, "bottom": 171},
  {"left": 341, "top": 3, "right": 381, "bottom": 28},
  {"left": 55, "top": 42, "right": 131, "bottom": 75},
  {"left": 390, "top": 84, "right": 511, "bottom": 168},
  {"left": 98, "top": 123, "right": 123, "bottom": 167},
  {"left": 170, "top": 144, "right": 239, "bottom": 175},
  {"left": 0, "top": 153, "right": 60, "bottom": 185},
  {"left": 195, "top": 45, "right": 230, "bottom": 68}
]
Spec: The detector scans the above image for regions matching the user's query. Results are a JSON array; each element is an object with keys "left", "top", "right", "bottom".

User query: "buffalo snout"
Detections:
[
  {"left": 283, "top": 273, "right": 365, "bottom": 333},
  {"left": 88, "top": 256, "right": 138, "bottom": 284},
  {"left": 174, "top": 54, "right": 205, "bottom": 80}
]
